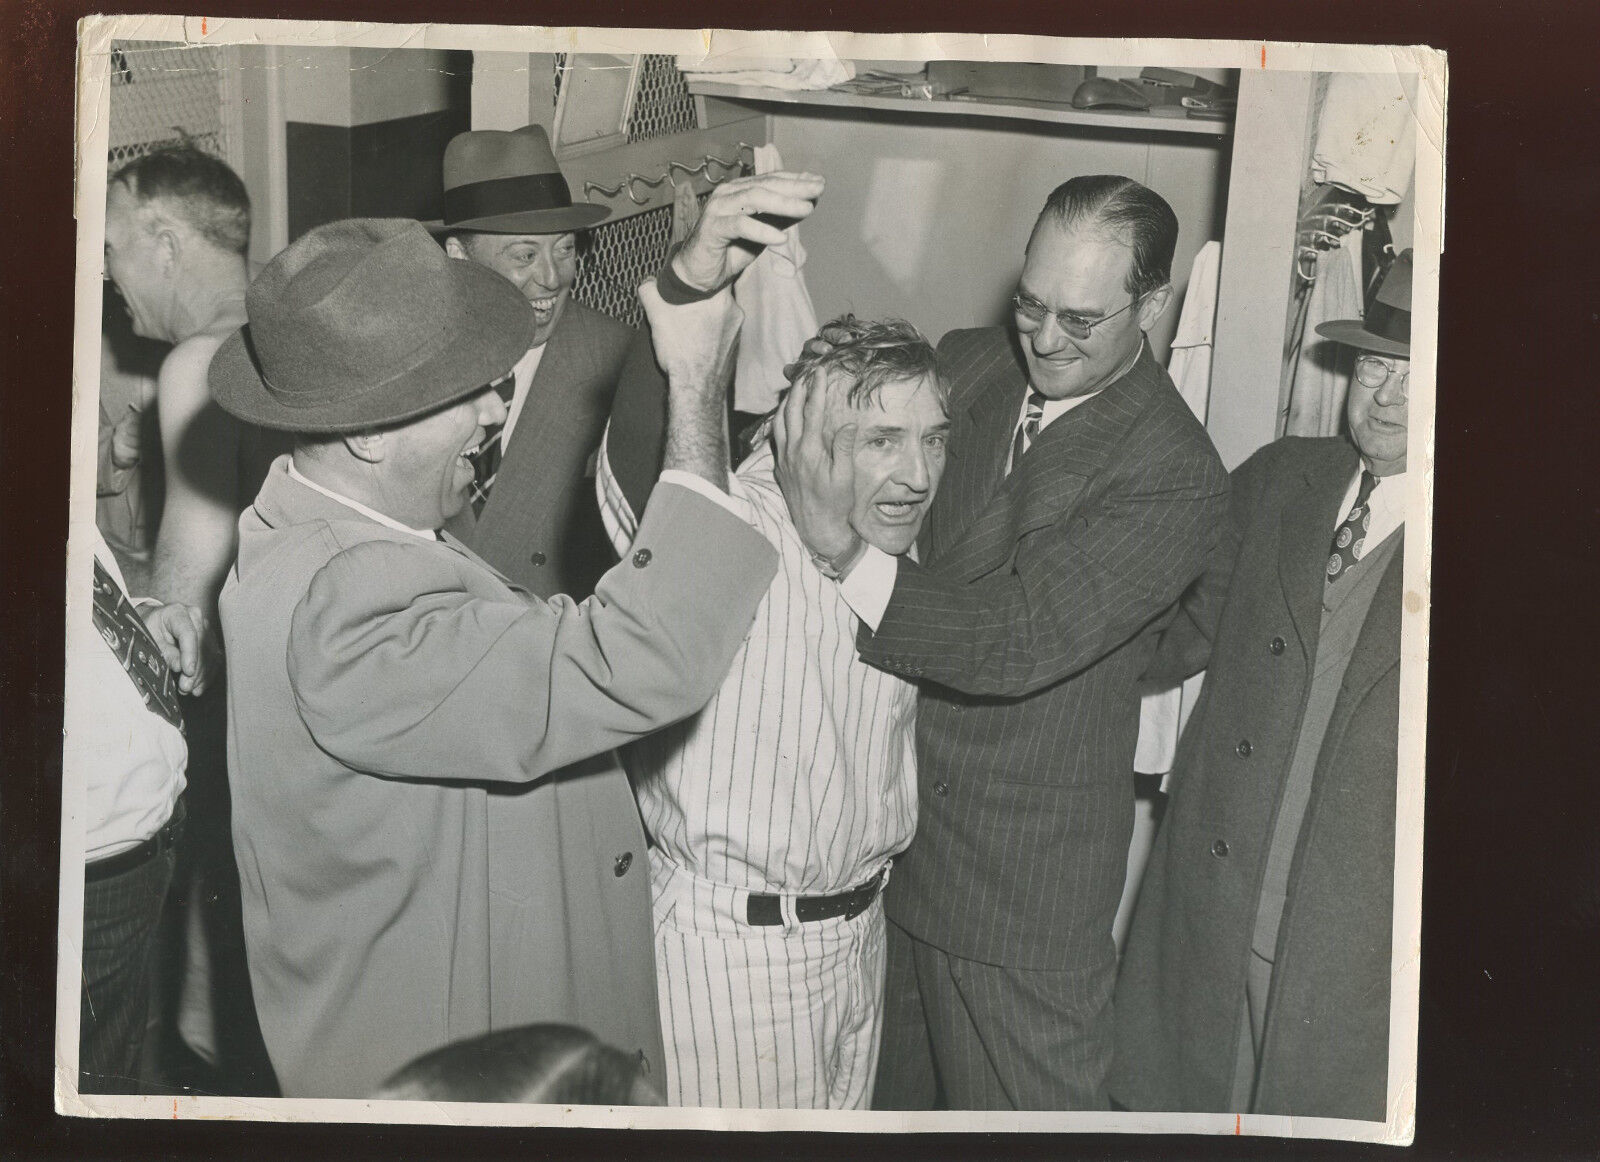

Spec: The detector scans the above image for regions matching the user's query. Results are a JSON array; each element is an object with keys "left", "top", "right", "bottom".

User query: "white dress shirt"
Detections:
[
  {"left": 74, "top": 530, "right": 187, "bottom": 859},
  {"left": 499, "top": 342, "right": 547, "bottom": 450}
]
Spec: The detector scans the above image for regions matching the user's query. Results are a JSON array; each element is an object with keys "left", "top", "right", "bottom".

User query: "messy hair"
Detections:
[
  {"left": 111, "top": 144, "right": 251, "bottom": 256},
  {"left": 783, "top": 315, "right": 945, "bottom": 411}
]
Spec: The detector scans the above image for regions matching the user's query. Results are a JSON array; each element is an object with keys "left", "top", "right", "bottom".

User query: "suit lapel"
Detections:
[
  {"left": 1279, "top": 440, "right": 1362, "bottom": 654},
  {"left": 924, "top": 333, "right": 1025, "bottom": 561},
  {"left": 1339, "top": 532, "right": 1405, "bottom": 697},
  {"left": 935, "top": 343, "right": 1163, "bottom": 583},
  {"left": 475, "top": 306, "right": 605, "bottom": 546}
]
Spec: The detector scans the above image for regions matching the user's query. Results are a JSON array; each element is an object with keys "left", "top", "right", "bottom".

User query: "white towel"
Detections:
[
  {"left": 731, "top": 143, "right": 820, "bottom": 414},
  {"left": 677, "top": 56, "right": 854, "bottom": 92},
  {"left": 1311, "top": 72, "right": 1419, "bottom": 206}
]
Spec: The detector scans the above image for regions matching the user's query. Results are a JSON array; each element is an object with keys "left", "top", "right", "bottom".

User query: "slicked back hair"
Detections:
[
  {"left": 1031, "top": 175, "right": 1178, "bottom": 301},
  {"left": 783, "top": 315, "right": 945, "bottom": 413},
  {"left": 111, "top": 144, "right": 251, "bottom": 256}
]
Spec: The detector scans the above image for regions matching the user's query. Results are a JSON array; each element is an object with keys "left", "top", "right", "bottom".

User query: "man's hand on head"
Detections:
[
  {"left": 670, "top": 172, "right": 824, "bottom": 295},
  {"left": 773, "top": 363, "right": 861, "bottom": 566},
  {"left": 140, "top": 600, "right": 210, "bottom": 697}
]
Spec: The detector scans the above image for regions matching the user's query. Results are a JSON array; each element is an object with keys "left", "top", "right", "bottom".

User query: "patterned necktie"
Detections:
[
  {"left": 1326, "top": 469, "right": 1379, "bottom": 583},
  {"left": 1010, "top": 390, "right": 1047, "bottom": 473},
  {"left": 468, "top": 375, "right": 519, "bottom": 516},
  {"left": 91, "top": 558, "right": 184, "bottom": 733}
]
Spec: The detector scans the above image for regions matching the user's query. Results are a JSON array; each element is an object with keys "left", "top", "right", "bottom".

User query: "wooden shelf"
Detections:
[{"left": 689, "top": 81, "right": 1232, "bottom": 138}]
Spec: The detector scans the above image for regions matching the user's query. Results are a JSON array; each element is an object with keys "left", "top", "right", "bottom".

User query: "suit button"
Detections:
[
  {"left": 932, "top": 781, "right": 949, "bottom": 797},
  {"left": 1236, "top": 739, "right": 1252, "bottom": 757},
  {"left": 632, "top": 549, "right": 652, "bottom": 568},
  {"left": 613, "top": 852, "right": 633, "bottom": 877},
  {"left": 1269, "top": 636, "right": 1285, "bottom": 655},
  {"left": 1212, "top": 839, "right": 1229, "bottom": 858},
  {"left": 530, "top": 551, "right": 546, "bottom": 567}
]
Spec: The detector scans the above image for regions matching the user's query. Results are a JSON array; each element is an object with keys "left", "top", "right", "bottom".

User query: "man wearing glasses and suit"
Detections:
[{"left": 850, "top": 175, "right": 1230, "bottom": 1110}]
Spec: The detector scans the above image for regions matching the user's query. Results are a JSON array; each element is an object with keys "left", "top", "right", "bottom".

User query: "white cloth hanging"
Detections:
[
  {"left": 1134, "top": 241, "right": 1220, "bottom": 778},
  {"left": 731, "top": 143, "right": 820, "bottom": 414},
  {"left": 1118, "top": 242, "right": 1221, "bottom": 955},
  {"left": 1311, "top": 72, "right": 1419, "bottom": 206},
  {"left": 675, "top": 56, "right": 854, "bottom": 91},
  {"left": 1284, "top": 228, "right": 1364, "bottom": 438}
]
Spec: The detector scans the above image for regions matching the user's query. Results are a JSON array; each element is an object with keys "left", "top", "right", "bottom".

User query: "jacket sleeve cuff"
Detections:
[{"left": 655, "top": 251, "right": 720, "bottom": 305}]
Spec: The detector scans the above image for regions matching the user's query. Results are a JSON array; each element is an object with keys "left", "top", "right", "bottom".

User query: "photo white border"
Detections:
[{"left": 62, "top": 14, "right": 1445, "bottom": 1143}]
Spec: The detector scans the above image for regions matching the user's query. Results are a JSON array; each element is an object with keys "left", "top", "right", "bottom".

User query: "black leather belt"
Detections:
[
  {"left": 86, "top": 796, "right": 186, "bottom": 883},
  {"left": 746, "top": 868, "right": 885, "bottom": 926}
]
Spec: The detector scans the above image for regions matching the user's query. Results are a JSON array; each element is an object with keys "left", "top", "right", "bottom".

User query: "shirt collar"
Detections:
[{"left": 286, "top": 459, "right": 439, "bottom": 542}]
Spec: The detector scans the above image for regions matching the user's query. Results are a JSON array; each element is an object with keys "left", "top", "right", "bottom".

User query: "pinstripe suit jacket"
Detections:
[
  {"left": 445, "top": 300, "right": 634, "bottom": 599},
  {"left": 858, "top": 328, "right": 1229, "bottom": 970}
]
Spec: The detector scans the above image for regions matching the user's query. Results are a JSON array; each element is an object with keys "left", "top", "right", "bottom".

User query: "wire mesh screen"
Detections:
[
  {"left": 108, "top": 41, "right": 230, "bottom": 169},
  {"left": 626, "top": 55, "right": 697, "bottom": 142},
  {"left": 572, "top": 203, "right": 675, "bottom": 328},
  {"left": 573, "top": 192, "right": 721, "bottom": 328},
  {"left": 550, "top": 51, "right": 708, "bottom": 327}
]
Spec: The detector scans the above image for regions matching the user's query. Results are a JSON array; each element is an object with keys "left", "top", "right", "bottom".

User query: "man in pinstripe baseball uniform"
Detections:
[
  {"left": 600, "top": 316, "right": 948, "bottom": 1108},
  {"left": 600, "top": 185, "right": 949, "bottom": 1104}
]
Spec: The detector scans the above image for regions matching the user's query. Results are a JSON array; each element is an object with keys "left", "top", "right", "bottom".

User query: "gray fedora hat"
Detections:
[
  {"left": 424, "top": 125, "right": 610, "bottom": 235},
  {"left": 1316, "top": 248, "right": 1413, "bottom": 358},
  {"left": 210, "top": 219, "right": 535, "bottom": 433}
]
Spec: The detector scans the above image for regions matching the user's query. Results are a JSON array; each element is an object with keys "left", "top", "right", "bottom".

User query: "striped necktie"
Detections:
[
  {"left": 468, "top": 375, "right": 519, "bottom": 516},
  {"left": 1326, "top": 469, "right": 1379, "bottom": 583},
  {"left": 1009, "top": 389, "right": 1047, "bottom": 473}
]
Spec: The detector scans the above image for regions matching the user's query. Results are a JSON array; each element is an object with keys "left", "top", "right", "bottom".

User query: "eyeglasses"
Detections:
[
  {"left": 1011, "top": 290, "right": 1142, "bottom": 341},
  {"left": 1354, "top": 354, "right": 1410, "bottom": 396}
]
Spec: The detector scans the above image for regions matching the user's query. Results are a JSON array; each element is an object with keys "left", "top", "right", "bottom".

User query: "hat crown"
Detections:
[
  {"left": 1375, "top": 248, "right": 1413, "bottom": 312},
  {"left": 247, "top": 220, "right": 462, "bottom": 393},
  {"left": 442, "top": 125, "right": 561, "bottom": 188},
  {"left": 428, "top": 124, "right": 608, "bottom": 235}
]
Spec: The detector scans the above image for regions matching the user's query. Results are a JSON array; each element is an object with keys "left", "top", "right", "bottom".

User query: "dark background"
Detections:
[{"left": 3, "top": 1, "right": 1596, "bottom": 1159}]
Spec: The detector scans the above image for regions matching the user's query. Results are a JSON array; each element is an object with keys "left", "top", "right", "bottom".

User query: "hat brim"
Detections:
[
  {"left": 422, "top": 202, "right": 611, "bottom": 236},
  {"left": 1314, "top": 319, "right": 1410, "bottom": 358},
  {"left": 210, "top": 260, "right": 536, "bottom": 434}
]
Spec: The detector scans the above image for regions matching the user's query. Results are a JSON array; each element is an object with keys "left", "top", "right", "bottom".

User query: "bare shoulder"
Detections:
[{"left": 158, "top": 330, "right": 230, "bottom": 404}]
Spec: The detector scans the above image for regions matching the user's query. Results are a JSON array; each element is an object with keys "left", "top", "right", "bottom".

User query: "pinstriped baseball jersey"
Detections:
[{"left": 599, "top": 439, "right": 918, "bottom": 896}]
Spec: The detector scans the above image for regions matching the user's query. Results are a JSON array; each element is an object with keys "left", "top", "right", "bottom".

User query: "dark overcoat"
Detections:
[
  {"left": 447, "top": 299, "right": 634, "bottom": 599},
  {"left": 1111, "top": 435, "right": 1404, "bottom": 1122}
]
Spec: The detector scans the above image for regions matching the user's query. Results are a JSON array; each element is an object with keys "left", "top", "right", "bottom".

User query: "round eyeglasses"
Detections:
[
  {"left": 1011, "top": 290, "right": 1143, "bottom": 342},
  {"left": 1354, "top": 354, "right": 1410, "bottom": 395}
]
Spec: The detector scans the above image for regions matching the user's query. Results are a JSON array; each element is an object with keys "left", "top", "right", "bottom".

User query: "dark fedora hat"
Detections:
[
  {"left": 210, "top": 218, "right": 535, "bottom": 433},
  {"left": 424, "top": 124, "right": 609, "bottom": 235},
  {"left": 1316, "top": 248, "right": 1413, "bottom": 358}
]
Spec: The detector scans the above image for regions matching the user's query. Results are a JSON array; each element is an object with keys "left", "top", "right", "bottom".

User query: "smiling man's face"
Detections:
[
  {"left": 1015, "top": 221, "right": 1158, "bottom": 401},
  {"left": 447, "top": 231, "right": 577, "bottom": 348},
  {"left": 843, "top": 375, "right": 950, "bottom": 555}
]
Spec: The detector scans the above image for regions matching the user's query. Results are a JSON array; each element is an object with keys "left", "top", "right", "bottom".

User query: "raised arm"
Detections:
[
  {"left": 601, "top": 171, "right": 825, "bottom": 520},
  {"left": 148, "top": 332, "right": 240, "bottom": 629}
]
